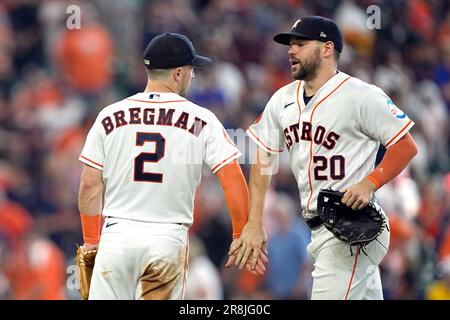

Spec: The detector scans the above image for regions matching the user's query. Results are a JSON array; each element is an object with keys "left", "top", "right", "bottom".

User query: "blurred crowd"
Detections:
[{"left": 0, "top": 0, "right": 449, "bottom": 300}]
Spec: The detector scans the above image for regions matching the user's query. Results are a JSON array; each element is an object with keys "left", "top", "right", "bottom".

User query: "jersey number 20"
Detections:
[
  {"left": 134, "top": 132, "right": 165, "bottom": 183},
  {"left": 313, "top": 155, "right": 345, "bottom": 180}
]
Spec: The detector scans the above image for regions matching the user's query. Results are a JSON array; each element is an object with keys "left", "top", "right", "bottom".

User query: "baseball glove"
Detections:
[
  {"left": 317, "top": 188, "right": 386, "bottom": 247},
  {"left": 75, "top": 244, "right": 97, "bottom": 300}
]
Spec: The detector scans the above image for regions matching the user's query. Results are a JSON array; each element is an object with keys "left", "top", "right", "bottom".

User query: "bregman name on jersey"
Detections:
[{"left": 101, "top": 107, "right": 207, "bottom": 137}]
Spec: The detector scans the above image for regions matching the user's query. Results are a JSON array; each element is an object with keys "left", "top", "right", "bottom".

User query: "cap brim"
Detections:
[
  {"left": 273, "top": 32, "right": 315, "bottom": 45},
  {"left": 191, "top": 55, "right": 212, "bottom": 67}
]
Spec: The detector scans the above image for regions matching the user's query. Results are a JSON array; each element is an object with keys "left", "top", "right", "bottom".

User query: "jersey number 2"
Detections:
[{"left": 134, "top": 132, "right": 165, "bottom": 183}]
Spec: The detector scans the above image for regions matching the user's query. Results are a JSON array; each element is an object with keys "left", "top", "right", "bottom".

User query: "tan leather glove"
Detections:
[{"left": 75, "top": 244, "right": 97, "bottom": 300}]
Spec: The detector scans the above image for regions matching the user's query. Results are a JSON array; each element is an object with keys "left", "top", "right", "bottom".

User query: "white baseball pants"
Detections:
[
  {"left": 89, "top": 217, "right": 189, "bottom": 300},
  {"left": 307, "top": 217, "right": 390, "bottom": 300}
]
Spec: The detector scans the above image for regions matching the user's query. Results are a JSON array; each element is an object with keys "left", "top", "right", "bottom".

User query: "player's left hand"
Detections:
[{"left": 340, "top": 177, "right": 378, "bottom": 210}]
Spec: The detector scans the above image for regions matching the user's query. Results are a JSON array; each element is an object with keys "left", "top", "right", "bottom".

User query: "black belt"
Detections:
[{"left": 305, "top": 216, "right": 323, "bottom": 230}]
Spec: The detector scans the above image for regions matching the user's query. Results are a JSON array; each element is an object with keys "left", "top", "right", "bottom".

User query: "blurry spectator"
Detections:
[
  {"left": 437, "top": 173, "right": 450, "bottom": 261},
  {"left": 439, "top": 229, "right": 450, "bottom": 261},
  {"left": 193, "top": 173, "right": 232, "bottom": 269},
  {"left": 0, "top": 188, "right": 66, "bottom": 299},
  {"left": 426, "top": 258, "right": 450, "bottom": 300},
  {"left": 334, "top": 0, "right": 375, "bottom": 55},
  {"left": 381, "top": 213, "right": 416, "bottom": 299},
  {"left": 418, "top": 178, "right": 447, "bottom": 241},
  {"left": 413, "top": 81, "right": 448, "bottom": 172},
  {"left": 373, "top": 49, "right": 412, "bottom": 102},
  {"left": 54, "top": 2, "right": 114, "bottom": 95},
  {"left": 376, "top": 169, "right": 420, "bottom": 220},
  {"left": 263, "top": 192, "right": 311, "bottom": 299},
  {"left": 0, "top": 234, "right": 11, "bottom": 299},
  {"left": 407, "top": 0, "right": 434, "bottom": 41}
]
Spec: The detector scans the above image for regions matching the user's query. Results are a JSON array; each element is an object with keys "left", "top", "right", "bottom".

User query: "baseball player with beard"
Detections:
[
  {"left": 237, "top": 16, "right": 418, "bottom": 299},
  {"left": 77, "top": 32, "right": 267, "bottom": 300}
]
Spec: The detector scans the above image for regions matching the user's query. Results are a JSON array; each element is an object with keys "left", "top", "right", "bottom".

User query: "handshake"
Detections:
[{"left": 224, "top": 221, "right": 268, "bottom": 276}]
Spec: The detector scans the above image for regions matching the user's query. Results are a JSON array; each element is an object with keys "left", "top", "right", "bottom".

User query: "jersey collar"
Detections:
[
  {"left": 297, "top": 71, "right": 349, "bottom": 111},
  {"left": 132, "top": 92, "right": 187, "bottom": 102}
]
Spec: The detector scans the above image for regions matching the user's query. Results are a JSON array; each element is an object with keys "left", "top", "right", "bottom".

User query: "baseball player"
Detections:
[
  {"left": 239, "top": 16, "right": 418, "bottom": 299},
  {"left": 77, "top": 32, "right": 266, "bottom": 300}
]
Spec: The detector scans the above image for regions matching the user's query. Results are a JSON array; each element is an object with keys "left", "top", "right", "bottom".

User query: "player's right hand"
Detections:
[
  {"left": 340, "top": 177, "right": 378, "bottom": 210},
  {"left": 225, "top": 241, "right": 268, "bottom": 276},
  {"left": 226, "top": 221, "right": 268, "bottom": 274},
  {"left": 81, "top": 243, "right": 99, "bottom": 252}
]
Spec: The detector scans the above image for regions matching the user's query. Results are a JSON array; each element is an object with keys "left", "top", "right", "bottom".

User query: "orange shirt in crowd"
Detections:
[
  {"left": 439, "top": 229, "right": 450, "bottom": 261},
  {"left": 56, "top": 24, "right": 114, "bottom": 93},
  {"left": 0, "top": 200, "right": 66, "bottom": 300},
  {"left": 4, "top": 238, "right": 66, "bottom": 300}
]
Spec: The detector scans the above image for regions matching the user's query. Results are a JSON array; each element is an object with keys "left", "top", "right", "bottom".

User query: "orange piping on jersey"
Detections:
[
  {"left": 126, "top": 98, "right": 187, "bottom": 104},
  {"left": 296, "top": 80, "right": 303, "bottom": 124},
  {"left": 180, "top": 232, "right": 189, "bottom": 299},
  {"left": 253, "top": 112, "right": 264, "bottom": 125},
  {"left": 223, "top": 128, "right": 237, "bottom": 147},
  {"left": 385, "top": 119, "right": 413, "bottom": 148},
  {"left": 247, "top": 128, "right": 284, "bottom": 153},
  {"left": 211, "top": 151, "right": 240, "bottom": 173},
  {"left": 344, "top": 246, "right": 360, "bottom": 300},
  {"left": 80, "top": 155, "right": 104, "bottom": 168},
  {"left": 306, "top": 76, "right": 351, "bottom": 210}
]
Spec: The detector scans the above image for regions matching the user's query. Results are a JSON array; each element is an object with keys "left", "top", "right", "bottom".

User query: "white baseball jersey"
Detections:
[
  {"left": 80, "top": 92, "right": 240, "bottom": 225},
  {"left": 247, "top": 71, "right": 414, "bottom": 219}
]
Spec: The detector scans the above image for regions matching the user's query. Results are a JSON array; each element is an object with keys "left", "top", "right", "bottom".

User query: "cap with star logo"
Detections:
[{"left": 273, "top": 16, "right": 343, "bottom": 53}]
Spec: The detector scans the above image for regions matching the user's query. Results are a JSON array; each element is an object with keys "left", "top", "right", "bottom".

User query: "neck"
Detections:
[
  {"left": 303, "top": 67, "right": 337, "bottom": 96},
  {"left": 144, "top": 80, "right": 178, "bottom": 94}
]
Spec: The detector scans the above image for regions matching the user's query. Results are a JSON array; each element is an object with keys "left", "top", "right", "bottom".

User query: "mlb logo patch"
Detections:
[{"left": 149, "top": 93, "right": 160, "bottom": 100}]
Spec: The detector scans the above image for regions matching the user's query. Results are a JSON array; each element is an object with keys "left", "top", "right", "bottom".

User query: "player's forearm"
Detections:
[
  {"left": 78, "top": 165, "right": 104, "bottom": 244},
  {"left": 78, "top": 184, "right": 103, "bottom": 242},
  {"left": 248, "top": 150, "right": 273, "bottom": 225},
  {"left": 216, "top": 160, "right": 250, "bottom": 238},
  {"left": 368, "top": 133, "right": 418, "bottom": 189},
  {"left": 78, "top": 180, "right": 104, "bottom": 215}
]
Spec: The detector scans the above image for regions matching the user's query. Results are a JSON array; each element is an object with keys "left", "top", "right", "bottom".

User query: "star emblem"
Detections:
[{"left": 292, "top": 18, "right": 302, "bottom": 30}]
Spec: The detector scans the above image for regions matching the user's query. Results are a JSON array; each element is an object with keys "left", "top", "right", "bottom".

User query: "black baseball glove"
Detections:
[{"left": 317, "top": 188, "right": 386, "bottom": 247}]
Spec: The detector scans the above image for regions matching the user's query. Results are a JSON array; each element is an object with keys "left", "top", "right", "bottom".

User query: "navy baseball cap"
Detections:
[
  {"left": 274, "top": 16, "right": 343, "bottom": 53},
  {"left": 143, "top": 32, "right": 212, "bottom": 69}
]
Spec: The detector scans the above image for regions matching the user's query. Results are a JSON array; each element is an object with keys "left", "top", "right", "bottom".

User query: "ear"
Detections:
[
  {"left": 323, "top": 41, "right": 335, "bottom": 58},
  {"left": 173, "top": 67, "right": 183, "bottom": 82}
]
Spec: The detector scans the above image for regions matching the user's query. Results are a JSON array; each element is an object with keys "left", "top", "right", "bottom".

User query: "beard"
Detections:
[{"left": 292, "top": 47, "right": 322, "bottom": 81}]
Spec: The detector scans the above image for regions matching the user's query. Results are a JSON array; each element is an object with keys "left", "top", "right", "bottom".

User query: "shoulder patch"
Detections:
[{"left": 387, "top": 99, "right": 406, "bottom": 119}]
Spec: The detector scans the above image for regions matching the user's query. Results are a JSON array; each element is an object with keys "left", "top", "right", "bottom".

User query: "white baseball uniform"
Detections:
[
  {"left": 79, "top": 91, "right": 240, "bottom": 300},
  {"left": 247, "top": 71, "right": 414, "bottom": 300}
]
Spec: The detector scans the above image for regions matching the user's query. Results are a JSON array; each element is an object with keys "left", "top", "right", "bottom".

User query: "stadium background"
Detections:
[{"left": 0, "top": 0, "right": 449, "bottom": 300}]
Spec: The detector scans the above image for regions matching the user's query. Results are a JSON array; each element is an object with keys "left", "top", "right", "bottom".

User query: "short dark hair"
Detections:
[{"left": 145, "top": 68, "right": 173, "bottom": 80}]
